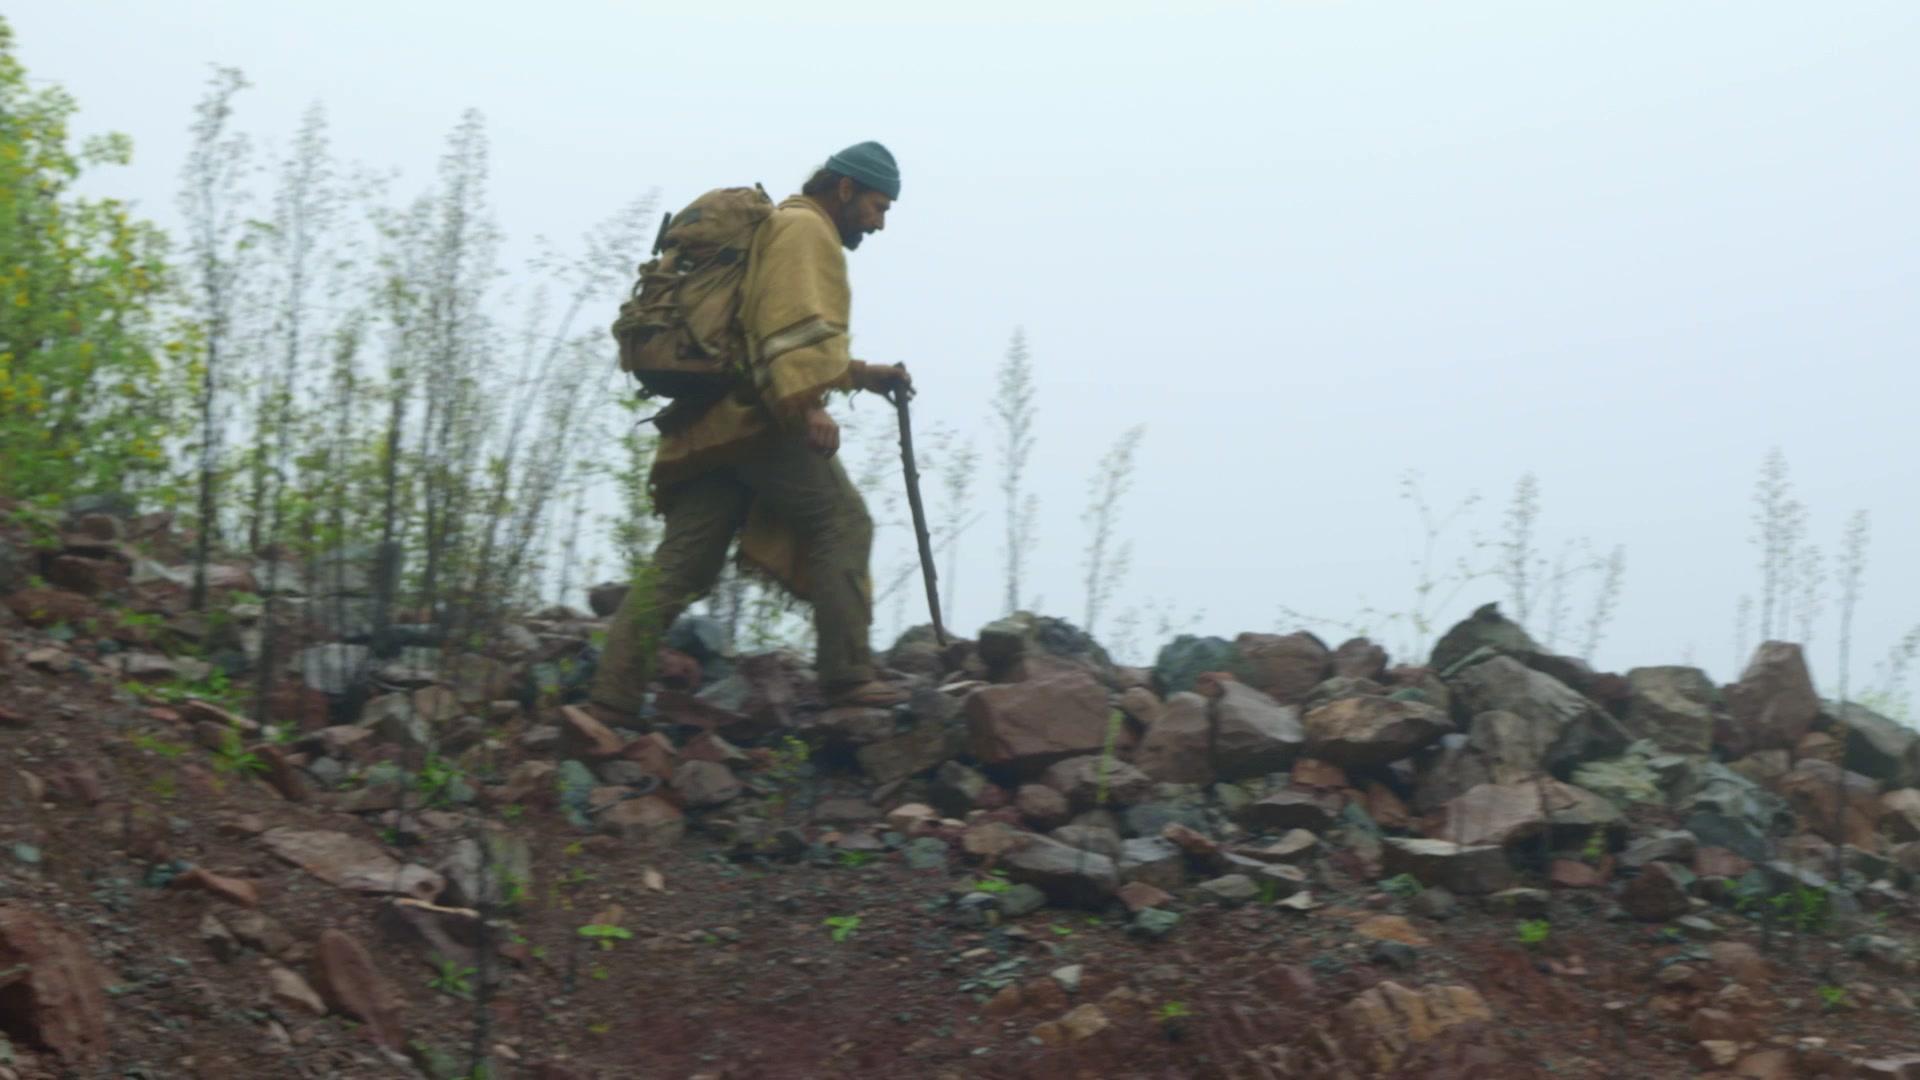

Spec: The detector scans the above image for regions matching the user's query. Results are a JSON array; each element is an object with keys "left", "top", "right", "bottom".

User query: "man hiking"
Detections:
[{"left": 590, "top": 141, "right": 914, "bottom": 718}]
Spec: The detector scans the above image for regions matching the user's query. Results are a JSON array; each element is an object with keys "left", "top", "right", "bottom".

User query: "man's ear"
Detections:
[{"left": 836, "top": 176, "right": 855, "bottom": 206}]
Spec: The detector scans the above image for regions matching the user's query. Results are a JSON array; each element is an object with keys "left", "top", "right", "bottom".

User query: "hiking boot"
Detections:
[{"left": 824, "top": 679, "right": 911, "bottom": 709}]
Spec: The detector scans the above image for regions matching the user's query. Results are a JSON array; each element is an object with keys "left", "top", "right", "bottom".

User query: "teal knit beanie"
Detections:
[{"left": 825, "top": 141, "right": 900, "bottom": 199}]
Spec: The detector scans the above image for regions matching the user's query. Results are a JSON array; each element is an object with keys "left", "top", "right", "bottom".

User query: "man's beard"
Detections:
[{"left": 839, "top": 223, "right": 865, "bottom": 250}]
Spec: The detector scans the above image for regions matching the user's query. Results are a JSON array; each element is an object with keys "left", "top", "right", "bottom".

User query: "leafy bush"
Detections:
[{"left": 0, "top": 19, "right": 179, "bottom": 503}]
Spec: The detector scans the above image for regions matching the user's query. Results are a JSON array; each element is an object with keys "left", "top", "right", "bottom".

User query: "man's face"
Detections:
[{"left": 836, "top": 183, "right": 892, "bottom": 250}]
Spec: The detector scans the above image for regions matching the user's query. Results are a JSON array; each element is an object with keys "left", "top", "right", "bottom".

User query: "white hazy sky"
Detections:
[{"left": 13, "top": 1, "right": 1919, "bottom": 692}]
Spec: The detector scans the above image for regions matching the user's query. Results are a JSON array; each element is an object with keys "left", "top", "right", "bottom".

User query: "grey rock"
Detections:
[
  {"left": 856, "top": 710, "right": 960, "bottom": 784},
  {"left": 1152, "top": 635, "right": 1242, "bottom": 696},
  {"left": 930, "top": 761, "right": 994, "bottom": 818},
  {"left": 1684, "top": 812, "right": 1771, "bottom": 864},
  {"left": 1198, "top": 874, "right": 1259, "bottom": 905},
  {"left": 1001, "top": 834, "right": 1119, "bottom": 907},
  {"left": 1448, "top": 656, "right": 1629, "bottom": 774},
  {"left": 1618, "top": 830, "right": 1699, "bottom": 870},
  {"left": 304, "top": 757, "right": 346, "bottom": 789},
  {"left": 1252, "top": 862, "right": 1311, "bottom": 898},
  {"left": 998, "top": 883, "right": 1047, "bottom": 918},
  {"left": 1407, "top": 886, "right": 1459, "bottom": 921},
  {"left": 1570, "top": 747, "right": 1665, "bottom": 805},
  {"left": 300, "top": 644, "right": 371, "bottom": 696},
  {"left": 438, "top": 830, "right": 533, "bottom": 908},
  {"left": 1211, "top": 682, "right": 1305, "bottom": 780},
  {"left": 1381, "top": 837, "right": 1515, "bottom": 895},
  {"left": 1041, "top": 754, "right": 1153, "bottom": 811},
  {"left": 1117, "top": 837, "right": 1187, "bottom": 890},
  {"left": 1123, "top": 801, "right": 1210, "bottom": 839},
  {"left": 977, "top": 617, "right": 1030, "bottom": 667},
  {"left": 1051, "top": 825, "right": 1123, "bottom": 860},
  {"left": 0, "top": 536, "right": 25, "bottom": 593},
  {"left": 1369, "top": 941, "right": 1419, "bottom": 971},
  {"left": 1129, "top": 908, "right": 1181, "bottom": 940},
  {"left": 1071, "top": 808, "right": 1123, "bottom": 834},
  {"left": 1837, "top": 701, "right": 1920, "bottom": 787},
  {"left": 1431, "top": 603, "right": 1543, "bottom": 675},
  {"left": 1304, "top": 675, "right": 1387, "bottom": 711},
  {"left": 597, "top": 760, "right": 659, "bottom": 787},
  {"left": 1624, "top": 666, "right": 1718, "bottom": 756},
  {"left": 902, "top": 836, "right": 950, "bottom": 871},
  {"left": 1486, "top": 887, "right": 1552, "bottom": 919}
]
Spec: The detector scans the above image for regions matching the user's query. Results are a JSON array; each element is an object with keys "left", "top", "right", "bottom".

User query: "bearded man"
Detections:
[{"left": 590, "top": 141, "right": 914, "bottom": 716}]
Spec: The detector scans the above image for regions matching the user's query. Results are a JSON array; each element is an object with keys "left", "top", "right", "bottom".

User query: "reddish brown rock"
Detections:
[
  {"left": 681, "top": 732, "right": 747, "bottom": 765},
  {"left": 1015, "top": 784, "right": 1071, "bottom": 830},
  {"left": 1707, "top": 941, "right": 1769, "bottom": 985},
  {"left": 964, "top": 671, "right": 1111, "bottom": 774},
  {"left": 0, "top": 904, "right": 111, "bottom": 1065},
  {"left": 1776, "top": 759, "right": 1881, "bottom": 847},
  {"left": 172, "top": 866, "right": 260, "bottom": 907},
  {"left": 44, "top": 554, "right": 128, "bottom": 595},
  {"left": 1548, "top": 859, "right": 1605, "bottom": 889},
  {"left": 4, "top": 587, "right": 99, "bottom": 628},
  {"left": 1040, "top": 754, "right": 1153, "bottom": 810},
  {"left": 596, "top": 795, "right": 684, "bottom": 846},
  {"left": 1292, "top": 758, "right": 1349, "bottom": 790},
  {"left": 655, "top": 647, "right": 702, "bottom": 691},
  {"left": 1620, "top": 862, "right": 1692, "bottom": 922},
  {"left": 559, "top": 704, "right": 625, "bottom": 759},
  {"left": 43, "top": 760, "right": 104, "bottom": 806},
  {"left": 1113, "top": 684, "right": 1159, "bottom": 727},
  {"left": 1161, "top": 823, "right": 1222, "bottom": 860},
  {"left": 1234, "top": 631, "right": 1333, "bottom": 704},
  {"left": 1365, "top": 783, "right": 1411, "bottom": 830},
  {"left": 1427, "top": 780, "right": 1619, "bottom": 849},
  {"left": 1725, "top": 641, "right": 1821, "bottom": 752},
  {"left": 1883, "top": 789, "right": 1920, "bottom": 843},
  {"left": 268, "top": 964, "right": 327, "bottom": 1016},
  {"left": 1291, "top": 981, "right": 1494, "bottom": 1076},
  {"left": 1332, "top": 637, "right": 1389, "bottom": 680},
  {"left": 311, "top": 929, "right": 406, "bottom": 1049},
  {"left": 260, "top": 827, "right": 442, "bottom": 900},
  {"left": 255, "top": 744, "right": 310, "bottom": 803},
  {"left": 670, "top": 760, "right": 741, "bottom": 807},
  {"left": 961, "top": 821, "right": 1027, "bottom": 858},
  {"left": 1693, "top": 846, "right": 1755, "bottom": 880},
  {"left": 1303, "top": 695, "right": 1452, "bottom": 768},
  {"left": 1131, "top": 691, "right": 1214, "bottom": 785},
  {"left": 620, "top": 732, "right": 678, "bottom": 781},
  {"left": 1117, "top": 880, "right": 1172, "bottom": 912},
  {"left": 1242, "top": 788, "right": 1344, "bottom": 833}
]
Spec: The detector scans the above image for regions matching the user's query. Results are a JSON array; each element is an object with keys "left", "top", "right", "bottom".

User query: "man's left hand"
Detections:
[{"left": 856, "top": 362, "right": 913, "bottom": 399}]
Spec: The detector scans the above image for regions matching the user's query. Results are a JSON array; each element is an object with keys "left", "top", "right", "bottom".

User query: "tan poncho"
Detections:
[{"left": 648, "top": 196, "right": 862, "bottom": 600}]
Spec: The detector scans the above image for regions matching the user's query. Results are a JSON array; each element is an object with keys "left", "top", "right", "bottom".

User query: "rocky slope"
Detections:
[{"left": 1, "top": 509, "right": 1918, "bottom": 1079}]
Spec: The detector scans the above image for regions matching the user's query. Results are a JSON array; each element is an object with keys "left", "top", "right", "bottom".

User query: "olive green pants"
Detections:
[{"left": 590, "top": 430, "right": 876, "bottom": 715}]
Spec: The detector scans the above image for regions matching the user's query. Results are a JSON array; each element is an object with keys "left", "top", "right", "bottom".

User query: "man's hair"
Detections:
[{"left": 801, "top": 167, "right": 873, "bottom": 200}]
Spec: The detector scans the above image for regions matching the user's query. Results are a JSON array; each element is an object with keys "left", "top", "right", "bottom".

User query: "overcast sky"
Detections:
[{"left": 14, "top": 1, "right": 1919, "bottom": 695}]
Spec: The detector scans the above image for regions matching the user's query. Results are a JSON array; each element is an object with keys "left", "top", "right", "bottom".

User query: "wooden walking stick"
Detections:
[{"left": 891, "top": 380, "right": 948, "bottom": 646}]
